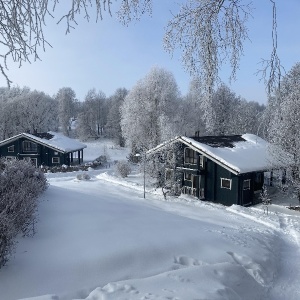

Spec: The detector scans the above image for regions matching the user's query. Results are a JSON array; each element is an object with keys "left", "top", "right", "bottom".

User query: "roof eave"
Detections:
[{"left": 0, "top": 133, "right": 86, "bottom": 153}]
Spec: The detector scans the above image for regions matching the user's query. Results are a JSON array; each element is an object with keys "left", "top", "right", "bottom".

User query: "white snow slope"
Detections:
[{"left": 0, "top": 139, "right": 300, "bottom": 300}]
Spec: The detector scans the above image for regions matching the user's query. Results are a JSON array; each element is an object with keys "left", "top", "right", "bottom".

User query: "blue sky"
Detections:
[{"left": 1, "top": 1, "right": 299, "bottom": 104}]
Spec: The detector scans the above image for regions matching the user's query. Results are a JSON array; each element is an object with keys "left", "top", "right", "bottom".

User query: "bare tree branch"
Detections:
[{"left": 256, "top": 0, "right": 285, "bottom": 95}]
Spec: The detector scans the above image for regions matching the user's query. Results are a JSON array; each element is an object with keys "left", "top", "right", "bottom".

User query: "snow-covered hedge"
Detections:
[
  {"left": 0, "top": 159, "right": 48, "bottom": 267},
  {"left": 76, "top": 173, "right": 91, "bottom": 180},
  {"left": 116, "top": 160, "right": 131, "bottom": 178}
]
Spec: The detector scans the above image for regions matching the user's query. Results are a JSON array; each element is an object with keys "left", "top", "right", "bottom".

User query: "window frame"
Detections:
[
  {"left": 22, "top": 140, "right": 37, "bottom": 152},
  {"left": 7, "top": 145, "right": 15, "bottom": 152},
  {"left": 243, "top": 179, "right": 251, "bottom": 190},
  {"left": 184, "top": 172, "right": 192, "bottom": 181},
  {"left": 199, "top": 155, "right": 204, "bottom": 168},
  {"left": 52, "top": 157, "right": 60, "bottom": 164},
  {"left": 184, "top": 147, "right": 197, "bottom": 165},
  {"left": 221, "top": 178, "right": 232, "bottom": 190}
]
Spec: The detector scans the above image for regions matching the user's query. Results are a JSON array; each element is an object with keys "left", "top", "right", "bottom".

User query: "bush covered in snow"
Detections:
[
  {"left": 116, "top": 160, "right": 131, "bottom": 178},
  {"left": 0, "top": 159, "right": 48, "bottom": 267},
  {"left": 76, "top": 173, "right": 91, "bottom": 180}
]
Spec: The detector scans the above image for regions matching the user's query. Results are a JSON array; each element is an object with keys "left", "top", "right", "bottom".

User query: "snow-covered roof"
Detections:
[
  {"left": 147, "top": 134, "right": 284, "bottom": 175},
  {"left": 0, "top": 131, "right": 86, "bottom": 153}
]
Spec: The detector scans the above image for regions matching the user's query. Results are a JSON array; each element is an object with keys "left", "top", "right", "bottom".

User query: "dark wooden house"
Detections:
[
  {"left": 148, "top": 134, "right": 277, "bottom": 206},
  {"left": 0, "top": 132, "right": 87, "bottom": 167}
]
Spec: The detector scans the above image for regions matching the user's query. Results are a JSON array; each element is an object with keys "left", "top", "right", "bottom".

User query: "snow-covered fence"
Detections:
[{"left": 0, "top": 159, "right": 48, "bottom": 267}]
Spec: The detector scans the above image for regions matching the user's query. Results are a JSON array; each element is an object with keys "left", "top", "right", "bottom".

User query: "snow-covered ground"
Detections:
[{"left": 1, "top": 139, "right": 300, "bottom": 300}]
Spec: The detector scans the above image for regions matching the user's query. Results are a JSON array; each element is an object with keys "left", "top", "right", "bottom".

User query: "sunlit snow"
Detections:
[{"left": 0, "top": 139, "right": 300, "bottom": 300}]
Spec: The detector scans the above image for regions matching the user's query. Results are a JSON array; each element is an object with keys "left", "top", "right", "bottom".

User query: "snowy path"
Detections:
[
  {"left": 1, "top": 171, "right": 300, "bottom": 299},
  {"left": 268, "top": 214, "right": 300, "bottom": 299},
  {"left": 227, "top": 205, "right": 300, "bottom": 300}
]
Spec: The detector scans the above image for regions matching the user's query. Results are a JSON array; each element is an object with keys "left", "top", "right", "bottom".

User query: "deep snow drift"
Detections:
[{"left": 0, "top": 139, "right": 300, "bottom": 300}]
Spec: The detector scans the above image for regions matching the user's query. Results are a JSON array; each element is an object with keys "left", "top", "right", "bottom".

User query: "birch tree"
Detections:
[
  {"left": 268, "top": 62, "right": 300, "bottom": 198},
  {"left": 177, "top": 78, "right": 206, "bottom": 137},
  {"left": 17, "top": 91, "right": 58, "bottom": 134},
  {"left": 106, "top": 88, "right": 128, "bottom": 146},
  {"left": 0, "top": 0, "right": 284, "bottom": 97},
  {"left": 120, "top": 66, "right": 180, "bottom": 152},
  {"left": 84, "top": 89, "right": 106, "bottom": 136},
  {"left": 0, "top": 87, "right": 58, "bottom": 139},
  {"left": 56, "top": 87, "right": 77, "bottom": 136}
]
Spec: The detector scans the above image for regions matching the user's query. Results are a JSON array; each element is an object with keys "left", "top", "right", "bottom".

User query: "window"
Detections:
[
  {"left": 255, "top": 173, "right": 261, "bottom": 183},
  {"left": 199, "top": 155, "right": 204, "bottom": 168},
  {"left": 243, "top": 179, "right": 251, "bottom": 190},
  {"left": 221, "top": 178, "right": 232, "bottom": 190},
  {"left": 184, "top": 148, "right": 197, "bottom": 164},
  {"left": 54, "top": 151, "right": 58, "bottom": 155},
  {"left": 182, "top": 186, "right": 197, "bottom": 197},
  {"left": 184, "top": 173, "right": 192, "bottom": 181},
  {"left": 7, "top": 145, "right": 14, "bottom": 152},
  {"left": 52, "top": 157, "right": 60, "bottom": 164},
  {"left": 23, "top": 140, "right": 37, "bottom": 152}
]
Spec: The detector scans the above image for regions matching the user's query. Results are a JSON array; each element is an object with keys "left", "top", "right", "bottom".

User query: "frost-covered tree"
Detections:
[
  {"left": 17, "top": 91, "right": 58, "bottom": 134},
  {"left": 84, "top": 89, "right": 107, "bottom": 136},
  {"left": 235, "top": 100, "right": 266, "bottom": 136},
  {"left": 211, "top": 84, "right": 240, "bottom": 135},
  {"left": 0, "top": 87, "right": 58, "bottom": 140},
  {"left": 176, "top": 78, "right": 207, "bottom": 137},
  {"left": 76, "top": 112, "right": 90, "bottom": 141},
  {"left": 106, "top": 88, "right": 128, "bottom": 146},
  {"left": 76, "top": 89, "right": 106, "bottom": 140},
  {"left": 1, "top": 1, "right": 283, "bottom": 97},
  {"left": 56, "top": 87, "right": 77, "bottom": 136},
  {"left": 0, "top": 0, "right": 152, "bottom": 86},
  {"left": 268, "top": 63, "right": 300, "bottom": 199},
  {"left": 0, "top": 87, "right": 30, "bottom": 139},
  {"left": 120, "top": 66, "right": 180, "bottom": 152}
]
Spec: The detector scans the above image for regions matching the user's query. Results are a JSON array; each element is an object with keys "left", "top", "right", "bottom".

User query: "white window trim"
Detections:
[
  {"left": 221, "top": 178, "right": 232, "bottom": 190},
  {"left": 52, "top": 157, "right": 60, "bottom": 164},
  {"left": 8, "top": 145, "right": 15, "bottom": 152},
  {"left": 243, "top": 179, "right": 251, "bottom": 190},
  {"left": 199, "top": 155, "right": 204, "bottom": 168},
  {"left": 182, "top": 186, "right": 197, "bottom": 196},
  {"left": 184, "top": 172, "right": 192, "bottom": 181},
  {"left": 184, "top": 147, "right": 197, "bottom": 165}
]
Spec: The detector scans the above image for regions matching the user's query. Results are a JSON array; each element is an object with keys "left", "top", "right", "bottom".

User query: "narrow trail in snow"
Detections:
[
  {"left": 228, "top": 206, "right": 300, "bottom": 300},
  {"left": 267, "top": 215, "right": 300, "bottom": 300}
]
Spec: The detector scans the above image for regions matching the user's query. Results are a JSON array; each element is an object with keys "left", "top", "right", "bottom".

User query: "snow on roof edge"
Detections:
[
  {"left": 147, "top": 134, "right": 285, "bottom": 175},
  {"left": 0, "top": 132, "right": 87, "bottom": 153}
]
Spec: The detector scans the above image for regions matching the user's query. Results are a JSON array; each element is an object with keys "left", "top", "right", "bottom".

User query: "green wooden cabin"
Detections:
[
  {"left": 148, "top": 134, "right": 273, "bottom": 206},
  {"left": 0, "top": 132, "right": 86, "bottom": 167}
]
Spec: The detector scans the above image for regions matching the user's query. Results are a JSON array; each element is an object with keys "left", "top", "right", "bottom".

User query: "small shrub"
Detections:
[
  {"left": 76, "top": 173, "right": 91, "bottom": 180},
  {"left": 116, "top": 160, "right": 131, "bottom": 178},
  {"left": 260, "top": 186, "right": 271, "bottom": 205}
]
